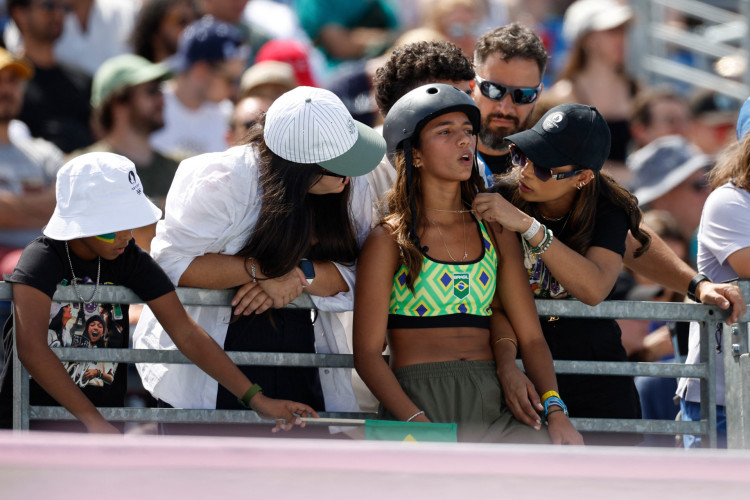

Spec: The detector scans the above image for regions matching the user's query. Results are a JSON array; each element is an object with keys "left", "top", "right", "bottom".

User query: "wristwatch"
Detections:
[
  {"left": 687, "top": 273, "right": 710, "bottom": 303},
  {"left": 299, "top": 259, "right": 315, "bottom": 285}
]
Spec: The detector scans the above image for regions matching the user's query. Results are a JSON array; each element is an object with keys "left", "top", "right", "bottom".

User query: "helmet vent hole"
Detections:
[{"left": 427, "top": 87, "right": 439, "bottom": 94}]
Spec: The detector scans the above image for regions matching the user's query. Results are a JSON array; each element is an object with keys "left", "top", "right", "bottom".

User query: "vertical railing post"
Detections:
[
  {"left": 699, "top": 320, "right": 718, "bottom": 448},
  {"left": 724, "top": 280, "right": 750, "bottom": 449},
  {"left": 11, "top": 299, "right": 30, "bottom": 431}
]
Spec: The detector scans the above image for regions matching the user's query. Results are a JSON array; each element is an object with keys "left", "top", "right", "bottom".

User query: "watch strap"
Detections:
[{"left": 687, "top": 273, "right": 710, "bottom": 303}]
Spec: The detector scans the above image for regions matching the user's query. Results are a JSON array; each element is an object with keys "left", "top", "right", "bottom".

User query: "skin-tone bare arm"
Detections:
[
  {"left": 13, "top": 282, "right": 317, "bottom": 434},
  {"left": 147, "top": 292, "right": 318, "bottom": 429},
  {"left": 13, "top": 284, "right": 121, "bottom": 434},
  {"left": 491, "top": 223, "right": 583, "bottom": 444},
  {"left": 178, "top": 254, "right": 348, "bottom": 314},
  {"left": 625, "top": 226, "right": 746, "bottom": 323},
  {"left": 474, "top": 193, "right": 622, "bottom": 305},
  {"left": 490, "top": 309, "right": 543, "bottom": 429},
  {"left": 353, "top": 225, "right": 427, "bottom": 422}
]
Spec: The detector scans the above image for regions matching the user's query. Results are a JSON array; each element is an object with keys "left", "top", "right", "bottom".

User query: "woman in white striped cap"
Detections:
[{"left": 133, "top": 86, "right": 385, "bottom": 435}]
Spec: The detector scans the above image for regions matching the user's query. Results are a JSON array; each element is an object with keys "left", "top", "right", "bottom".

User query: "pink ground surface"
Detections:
[{"left": 2, "top": 430, "right": 750, "bottom": 499}]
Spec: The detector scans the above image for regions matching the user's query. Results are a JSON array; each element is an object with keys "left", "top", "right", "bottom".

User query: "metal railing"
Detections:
[
  {"left": 629, "top": 0, "right": 750, "bottom": 100},
  {"left": 5, "top": 280, "right": 750, "bottom": 447}
]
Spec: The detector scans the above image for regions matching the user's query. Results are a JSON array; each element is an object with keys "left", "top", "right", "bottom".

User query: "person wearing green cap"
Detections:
[
  {"left": 133, "top": 86, "right": 386, "bottom": 435},
  {"left": 69, "top": 54, "right": 178, "bottom": 251}
]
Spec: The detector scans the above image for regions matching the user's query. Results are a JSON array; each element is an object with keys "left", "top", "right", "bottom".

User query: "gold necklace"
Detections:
[{"left": 427, "top": 211, "right": 468, "bottom": 261}]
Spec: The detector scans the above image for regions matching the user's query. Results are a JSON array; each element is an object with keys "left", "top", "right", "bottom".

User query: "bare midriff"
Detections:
[{"left": 387, "top": 327, "right": 493, "bottom": 369}]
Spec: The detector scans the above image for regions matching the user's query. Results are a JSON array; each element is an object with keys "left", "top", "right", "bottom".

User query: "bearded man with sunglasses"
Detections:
[{"left": 472, "top": 23, "right": 547, "bottom": 184}]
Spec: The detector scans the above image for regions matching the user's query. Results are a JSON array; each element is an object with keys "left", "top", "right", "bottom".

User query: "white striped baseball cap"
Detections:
[{"left": 263, "top": 86, "right": 385, "bottom": 176}]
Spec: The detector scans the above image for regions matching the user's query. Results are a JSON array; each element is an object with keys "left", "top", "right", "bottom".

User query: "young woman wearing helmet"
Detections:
[{"left": 353, "top": 84, "right": 582, "bottom": 444}]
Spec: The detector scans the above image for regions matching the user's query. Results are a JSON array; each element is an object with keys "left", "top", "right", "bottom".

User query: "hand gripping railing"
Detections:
[{"left": 5, "top": 280, "right": 749, "bottom": 447}]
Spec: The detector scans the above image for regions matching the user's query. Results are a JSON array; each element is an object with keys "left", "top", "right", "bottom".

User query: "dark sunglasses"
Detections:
[
  {"left": 475, "top": 76, "right": 541, "bottom": 105},
  {"left": 510, "top": 144, "right": 583, "bottom": 182},
  {"left": 319, "top": 167, "right": 347, "bottom": 179}
]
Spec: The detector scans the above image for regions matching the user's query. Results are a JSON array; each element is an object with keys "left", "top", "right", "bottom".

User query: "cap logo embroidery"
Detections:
[
  {"left": 542, "top": 111, "right": 567, "bottom": 133},
  {"left": 347, "top": 118, "right": 356, "bottom": 135},
  {"left": 128, "top": 171, "right": 136, "bottom": 184}
]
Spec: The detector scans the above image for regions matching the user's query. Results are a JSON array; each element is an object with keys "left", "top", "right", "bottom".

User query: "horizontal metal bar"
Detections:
[
  {"left": 652, "top": 0, "right": 743, "bottom": 24},
  {"left": 30, "top": 406, "right": 705, "bottom": 435},
  {"left": 570, "top": 418, "right": 706, "bottom": 435},
  {"left": 30, "top": 406, "right": 374, "bottom": 424},
  {"left": 0, "top": 282, "right": 316, "bottom": 309},
  {"left": 550, "top": 360, "right": 707, "bottom": 378},
  {"left": 51, "top": 348, "right": 356, "bottom": 368},
  {"left": 650, "top": 24, "right": 745, "bottom": 58},
  {"left": 3, "top": 282, "right": 746, "bottom": 322},
  {"left": 641, "top": 56, "right": 750, "bottom": 101}
]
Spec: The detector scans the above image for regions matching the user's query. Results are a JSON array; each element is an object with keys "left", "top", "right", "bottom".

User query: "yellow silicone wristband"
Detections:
[{"left": 541, "top": 390, "right": 560, "bottom": 403}]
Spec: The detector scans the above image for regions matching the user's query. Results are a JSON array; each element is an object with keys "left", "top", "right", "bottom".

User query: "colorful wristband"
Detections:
[
  {"left": 238, "top": 383, "right": 262, "bottom": 408},
  {"left": 541, "top": 390, "right": 560, "bottom": 404}
]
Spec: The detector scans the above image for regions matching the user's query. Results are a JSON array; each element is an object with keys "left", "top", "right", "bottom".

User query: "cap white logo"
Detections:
[
  {"left": 542, "top": 111, "right": 567, "bottom": 133},
  {"left": 347, "top": 118, "right": 356, "bottom": 135}
]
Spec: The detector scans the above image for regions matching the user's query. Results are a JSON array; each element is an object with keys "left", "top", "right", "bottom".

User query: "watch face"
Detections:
[{"left": 300, "top": 259, "right": 315, "bottom": 279}]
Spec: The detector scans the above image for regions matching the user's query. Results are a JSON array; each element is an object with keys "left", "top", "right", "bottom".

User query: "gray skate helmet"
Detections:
[{"left": 384, "top": 83, "right": 481, "bottom": 164}]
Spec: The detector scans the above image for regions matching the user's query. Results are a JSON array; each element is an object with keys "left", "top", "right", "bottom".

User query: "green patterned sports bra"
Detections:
[{"left": 388, "top": 219, "right": 497, "bottom": 329}]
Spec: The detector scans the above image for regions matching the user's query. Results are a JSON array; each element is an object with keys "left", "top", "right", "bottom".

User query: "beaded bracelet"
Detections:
[
  {"left": 537, "top": 230, "right": 554, "bottom": 254},
  {"left": 531, "top": 228, "right": 554, "bottom": 254},
  {"left": 250, "top": 258, "right": 257, "bottom": 282}
]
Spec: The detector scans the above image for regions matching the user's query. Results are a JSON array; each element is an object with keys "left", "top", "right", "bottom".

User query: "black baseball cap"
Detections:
[{"left": 506, "top": 103, "right": 611, "bottom": 171}]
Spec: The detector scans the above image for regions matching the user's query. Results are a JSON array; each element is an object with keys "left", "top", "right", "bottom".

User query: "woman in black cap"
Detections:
[
  {"left": 354, "top": 84, "right": 581, "bottom": 444},
  {"left": 473, "top": 103, "right": 651, "bottom": 443}
]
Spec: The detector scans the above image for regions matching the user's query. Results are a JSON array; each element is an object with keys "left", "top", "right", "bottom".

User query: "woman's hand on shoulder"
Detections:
[
  {"left": 250, "top": 393, "right": 319, "bottom": 432},
  {"left": 472, "top": 193, "right": 531, "bottom": 234},
  {"left": 546, "top": 411, "right": 584, "bottom": 445},
  {"left": 258, "top": 267, "right": 307, "bottom": 308}
]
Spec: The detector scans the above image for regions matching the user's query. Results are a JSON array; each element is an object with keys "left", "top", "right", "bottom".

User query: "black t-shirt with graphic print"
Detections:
[{"left": 0, "top": 237, "right": 174, "bottom": 428}]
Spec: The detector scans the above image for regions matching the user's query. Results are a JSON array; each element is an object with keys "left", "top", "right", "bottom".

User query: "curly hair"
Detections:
[
  {"left": 373, "top": 40, "right": 474, "bottom": 116},
  {"left": 474, "top": 23, "right": 548, "bottom": 77}
]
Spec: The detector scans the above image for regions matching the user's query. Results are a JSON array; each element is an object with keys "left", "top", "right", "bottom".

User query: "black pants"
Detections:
[{"left": 217, "top": 308, "right": 325, "bottom": 411}]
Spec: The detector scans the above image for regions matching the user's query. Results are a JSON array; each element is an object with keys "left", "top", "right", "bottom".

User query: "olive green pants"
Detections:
[{"left": 382, "top": 360, "right": 551, "bottom": 444}]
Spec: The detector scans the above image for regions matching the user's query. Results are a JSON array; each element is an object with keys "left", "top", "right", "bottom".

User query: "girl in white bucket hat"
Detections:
[
  {"left": 0, "top": 152, "right": 317, "bottom": 433},
  {"left": 133, "top": 86, "right": 385, "bottom": 435}
]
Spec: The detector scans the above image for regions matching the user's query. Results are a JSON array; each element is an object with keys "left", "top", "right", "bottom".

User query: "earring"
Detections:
[{"left": 577, "top": 182, "right": 584, "bottom": 190}]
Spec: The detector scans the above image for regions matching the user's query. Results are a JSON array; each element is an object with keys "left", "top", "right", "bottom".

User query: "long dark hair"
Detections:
[
  {"left": 236, "top": 114, "right": 359, "bottom": 277},
  {"left": 383, "top": 139, "right": 486, "bottom": 290},
  {"left": 505, "top": 169, "right": 650, "bottom": 258}
]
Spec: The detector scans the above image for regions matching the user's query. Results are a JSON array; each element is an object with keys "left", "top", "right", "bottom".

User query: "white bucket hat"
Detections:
[
  {"left": 563, "top": 0, "right": 633, "bottom": 44},
  {"left": 44, "top": 152, "right": 162, "bottom": 240},
  {"left": 263, "top": 86, "right": 386, "bottom": 177}
]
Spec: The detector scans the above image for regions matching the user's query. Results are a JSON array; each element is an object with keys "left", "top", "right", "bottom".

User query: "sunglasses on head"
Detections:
[
  {"left": 475, "top": 76, "right": 541, "bottom": 105},
  {"left": 319, "top": 167, "right": 347, "bottom": 179},
  {"left": 509, "top": 144, "right": 584, "bottom": 182}
]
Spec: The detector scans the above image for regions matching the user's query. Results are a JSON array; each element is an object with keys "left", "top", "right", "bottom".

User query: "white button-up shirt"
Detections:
[{"left": 133, "top": 145, "right": 371, "bottom": 412}]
